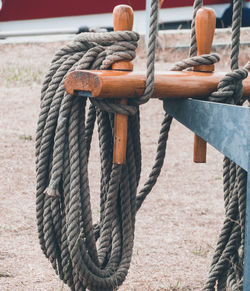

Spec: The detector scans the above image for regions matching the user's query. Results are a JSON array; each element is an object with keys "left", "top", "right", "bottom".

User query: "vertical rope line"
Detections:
[
  {"left": 203, "top": 1, "right": 247, "bottom": 290},
  {"left": 230, "top": 0, "right": 243, "bottom": 71},
  {"left": 135, "top": 0, "right": 159, "bottom": 104},
  {"left": 189, "top": 0, "right": 203, "bottom": 57}
]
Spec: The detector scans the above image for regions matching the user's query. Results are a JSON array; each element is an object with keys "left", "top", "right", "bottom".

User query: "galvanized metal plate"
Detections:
[{"left": 163, "top": 98, "right": 250, "bottom": 171}]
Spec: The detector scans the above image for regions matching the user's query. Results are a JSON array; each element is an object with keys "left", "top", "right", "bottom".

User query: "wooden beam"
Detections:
[{"left": 65, "top": 70, "right": 250, "bottom": 99}]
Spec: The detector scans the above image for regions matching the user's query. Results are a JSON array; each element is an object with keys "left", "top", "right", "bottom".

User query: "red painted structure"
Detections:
[{"left": 0, "top": 0, "right": 233, "bottom": 22}]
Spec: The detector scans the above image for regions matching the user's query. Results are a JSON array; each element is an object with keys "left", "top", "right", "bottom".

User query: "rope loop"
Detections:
[
  {"left": 89, "top": 99, "right": 138, "bottom": 115},
  {"left": 208, "top": 68, "right": 248, "bottom": 104},
  {"left": 171, "top": 53, "right": 220, "bottom": 71},
  {"left": 75, "top": 30, "right": 140, "bottom": 44},
  {"left": 133, "top": 0, "right": 160, "bottom": 106},
  {"left": 36, "top": 0, "right": 250, "bottom": 290},
  {"left": 36, "top": 3, "right": 170, "bottom": 288}
]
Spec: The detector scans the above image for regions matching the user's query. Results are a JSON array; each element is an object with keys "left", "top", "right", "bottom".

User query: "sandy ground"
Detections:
[{"left": 0, "top": 38, "right": 248, "bottom": 291}]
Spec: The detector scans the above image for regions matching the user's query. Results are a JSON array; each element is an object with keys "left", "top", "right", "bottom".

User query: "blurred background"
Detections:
[{"left": 0, "top": 0, "right": 250, "bottom": 40}]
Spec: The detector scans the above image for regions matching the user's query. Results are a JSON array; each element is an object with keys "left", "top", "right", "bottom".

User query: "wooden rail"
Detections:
[
  {"left": 65, "top": 70, "right": 250, "bottom": 99},
  {"left": 64, "top": 4, "right": 250, "bottom": 166}
]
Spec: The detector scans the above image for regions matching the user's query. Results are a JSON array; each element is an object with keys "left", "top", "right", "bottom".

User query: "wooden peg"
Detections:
[
  {"left": 112, "top": 5, "right": 134, "bottom": 164},
  {"left": 193, "top": 7, "right": 216, "bottom": 163}
]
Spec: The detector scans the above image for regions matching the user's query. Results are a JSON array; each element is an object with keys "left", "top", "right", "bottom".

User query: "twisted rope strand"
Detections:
[
  {"left": 36, "top": 2, "right": 165, "bottom": 287},
  {"left": 203, "top": 0, "right": 248, "bottom": 289},
  {"left": 36, "top": 0, "right": 249, "bottom": 289}
]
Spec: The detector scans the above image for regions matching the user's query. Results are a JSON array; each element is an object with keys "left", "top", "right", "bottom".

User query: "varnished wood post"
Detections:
[
  {"left": 193, "top": 7, "right": 216, "bottom": 163},
  {"left": 112, "top": 5, "right": 134, "bottom": 164}
]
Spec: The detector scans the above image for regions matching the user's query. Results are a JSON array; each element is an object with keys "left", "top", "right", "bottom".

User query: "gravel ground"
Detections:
[{"left": 0, "top": 38, "right": 248, "bottom": 291}]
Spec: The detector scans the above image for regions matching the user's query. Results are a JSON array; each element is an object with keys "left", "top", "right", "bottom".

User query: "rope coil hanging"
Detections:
[
  {"left": 35, "top": 0, "right": 249, "bottom": 290},
  {"left": 36, "top": 3, "right": 172, "bottom": 289},
  {"left": 36, "top": 32, "right": 140, "bottom": 290}
]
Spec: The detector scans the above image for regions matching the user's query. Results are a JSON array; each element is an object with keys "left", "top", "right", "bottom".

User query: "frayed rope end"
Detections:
[{"left": 44, "top": 178, "right": 61, "bottom": 197}]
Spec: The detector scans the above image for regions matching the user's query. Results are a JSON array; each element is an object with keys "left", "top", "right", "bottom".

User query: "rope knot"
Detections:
[
  {"left": 171, "top": 53, "right": 220, "bottom": 72},
  {"left": 72, "top": 31, "right": 140, "bottom": 115},
  {"left": 101, "top": 41, "right": 138, "bottom": 69},
  {"left": 208, "top": 68, "right": 248, "bottom": 104}
]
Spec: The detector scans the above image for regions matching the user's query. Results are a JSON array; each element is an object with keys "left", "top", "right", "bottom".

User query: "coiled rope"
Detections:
[
  {"left": 36, "top": 0, "right": 249, "bottom": 290},
  {"left": 35, "top": 2, "right": 171, "bottom": 289}
]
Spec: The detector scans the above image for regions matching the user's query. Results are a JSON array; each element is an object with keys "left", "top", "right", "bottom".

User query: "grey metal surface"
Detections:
[
  {"left": 164, "top": 98, "right": 250, "bottom": 290},
  {"left": 163, "top": 99, "right": 249, "bottom": 171}
]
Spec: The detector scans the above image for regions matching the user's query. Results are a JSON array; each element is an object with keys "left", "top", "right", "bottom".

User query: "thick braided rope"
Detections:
[
  {"left": 134, "top": 0, "right": 159, "bottom": 105},
  {"left": 171, "top": 54, "right": 220, "bottom": 71},
  {"left": 170, "top": 1, "right": 249, "bottom": 289},
  {"left": 135, "top": 0, "right": 221, "bottom": 209},
  {"left": 189, "top": 0, "right": 203, "bottom": 58},
  {"left": 36, "top": 0, "right": 249, "bottom": 290},
  {"left": 208, "top": 68, "right": 248, "bottom": 104},
  {"left": 36, "top": 31, "right": 143, "bottom": 290},
  {"left": 36, "top": 2, "right": 174, "bottom": 289},
  {"left": 136, "top": 52, "right": 220, "bottom": 210},
  {"left": 202, "top": 0, "right": 248, "bottom": 290}
]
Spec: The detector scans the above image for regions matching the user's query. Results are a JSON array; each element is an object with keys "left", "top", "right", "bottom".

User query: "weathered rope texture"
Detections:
[
  {"left": 36, "top": 1, "right": 172, "bottom": 290},
  {"left": 35, "top": 0, "right": 249, "bottom": 290},
  {"left": 36, "top": 32, "right": 139, "bottom": 291},
  {"left": 169, "top": 0, "right": 249, "bottom": 289},
  {"left": 134, "top": 0, "right": 159, "bottom": 105},
  {"left": 189, "top": 0, "right": 203, "bottom": 58},
  {"left": 202, "top": 0, "right": 248, "bottom": 290}
]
